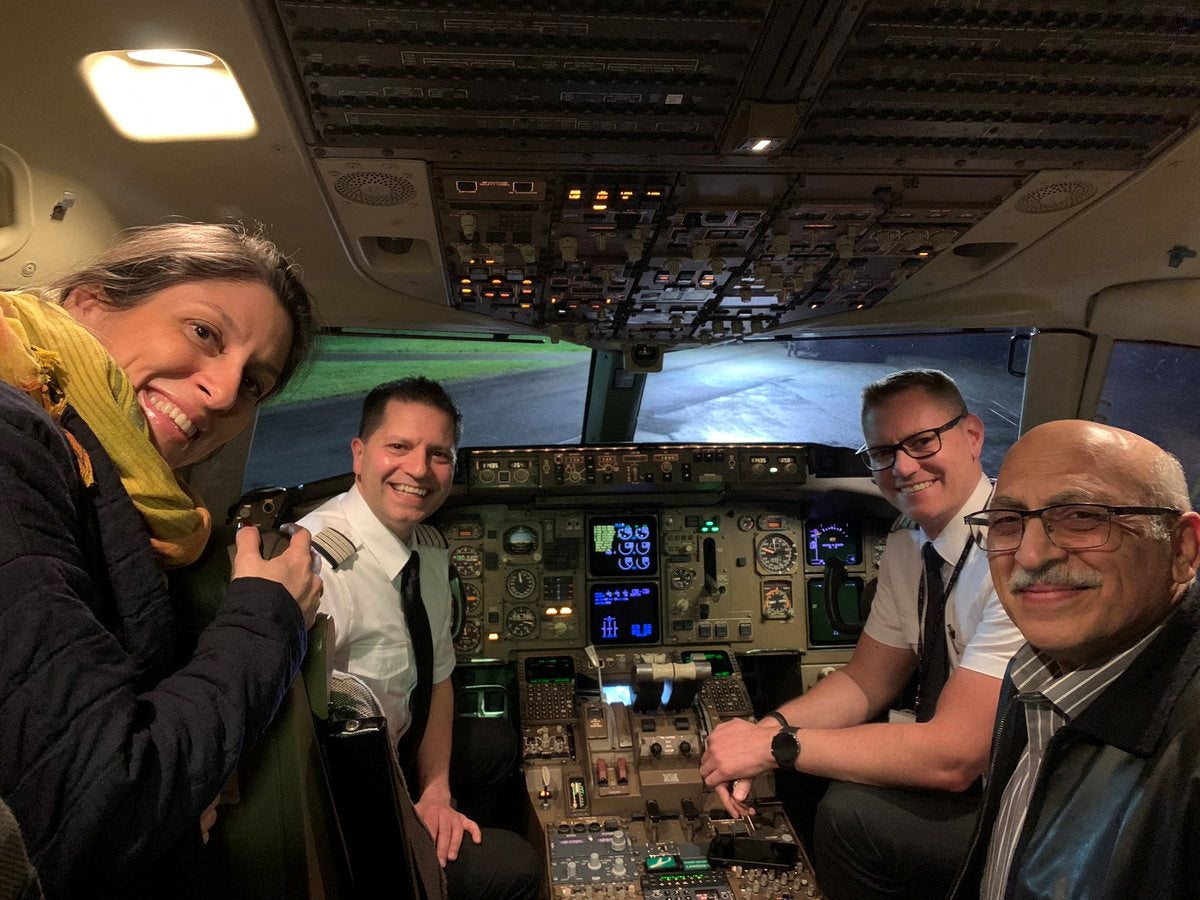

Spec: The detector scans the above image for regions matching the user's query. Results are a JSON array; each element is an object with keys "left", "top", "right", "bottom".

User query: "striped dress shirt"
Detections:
[{"left": 979, "top": 623, "right": 1166, "bottom": 900}]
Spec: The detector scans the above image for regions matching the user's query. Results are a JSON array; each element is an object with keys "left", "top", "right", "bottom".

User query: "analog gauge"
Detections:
[
  {"left": 450, "top": 545, "right": 483, "bottom": 578},
  {"left": 454, "top": 620, "right": 482, "bottom": 653},
  {"left": 463, "top": 583, "right": 482, "bottom": 616},
  {"left": 506, "top": 605, "right": 537, "bottom": 638},
  {"left": 506, "top": 568, "right": 537, "bottom": 600},
  {"left": 503, "top": 524, "right": 538, "bottom": 556},
  {"left": 737, "top": 515, "right": 756, "bottom": 532},
  {"left": 762, "top": 580, "right": 794, "bottom": 620},
  {"left": 756, "top": 533, "right": 797, "bottom": 574},
  {"left": 670, "top": 567, "right": 695, "bottom": 590}
]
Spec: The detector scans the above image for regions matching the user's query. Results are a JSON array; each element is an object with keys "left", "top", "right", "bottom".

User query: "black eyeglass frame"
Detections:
[
  {"left": 963, "top": 503, "right": 1180, "bottom": 554},
  {"left": 856, "top": 413, "right": 967, "bottom": 472}
]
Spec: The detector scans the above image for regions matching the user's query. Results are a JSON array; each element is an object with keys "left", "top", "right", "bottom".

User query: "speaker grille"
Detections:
[
  {"left": 1014, "top": 181, "right": 1098, "bottom": 214},
  {"left": 333, "top": 171, "right": 416, "bottom": 206}
]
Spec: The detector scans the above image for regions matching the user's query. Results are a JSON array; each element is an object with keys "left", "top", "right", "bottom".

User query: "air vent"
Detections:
[
  {"left": 1014, "top": 180, "right": 1098, "bottom": 214},
  {"left": 333, "top": 170, "right": 416, "bottom": 206}
]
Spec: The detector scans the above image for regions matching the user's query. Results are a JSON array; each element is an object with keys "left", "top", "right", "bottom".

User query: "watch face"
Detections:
[{"left": 771, "top": 728, "right": 800, "bottom": 768}]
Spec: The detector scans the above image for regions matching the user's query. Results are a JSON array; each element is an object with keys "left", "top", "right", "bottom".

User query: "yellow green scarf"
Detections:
[{"left": 1, "top": 290, "right": 210, "bottom": 568}]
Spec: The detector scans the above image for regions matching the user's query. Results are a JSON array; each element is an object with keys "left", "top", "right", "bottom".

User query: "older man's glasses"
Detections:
[
  {"left": 856, "top": 414, "right": 966, "bottom": 472},
  {"left": 964, "top": 503, "right": 1179, "bottom": 553}
]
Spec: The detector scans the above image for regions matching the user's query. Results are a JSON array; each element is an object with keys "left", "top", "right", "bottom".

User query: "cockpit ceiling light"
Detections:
[
  {"left": 736, "top": 137, "right": 784, "bottom": 154},
  {"left": 80, "top": 50, "right": 257, "bottom": 141}
]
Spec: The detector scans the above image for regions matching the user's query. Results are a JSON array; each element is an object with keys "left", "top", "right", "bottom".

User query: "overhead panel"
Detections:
[{"left": 262, "top": 1, "right": 1200, "bottom": 343}]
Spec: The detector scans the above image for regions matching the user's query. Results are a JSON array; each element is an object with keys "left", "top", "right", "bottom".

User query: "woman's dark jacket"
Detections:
[
  {"left": 0, "top": 384, "right": 306, "bottom": 897},
  {"left": 949, "top": 581, "right": 1200, "bottom": 899}
]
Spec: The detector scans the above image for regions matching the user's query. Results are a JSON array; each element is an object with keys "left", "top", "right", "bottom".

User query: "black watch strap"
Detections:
[{"left": 762, "top": 710, "right": 791, "bottom": 729}]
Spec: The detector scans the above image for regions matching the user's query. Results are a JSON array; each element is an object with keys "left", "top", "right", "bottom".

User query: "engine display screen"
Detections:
[
  {"left": 805, "top": 520, "right": 863, "bottom": 568},
  {"left": 588, "top": 582, "right": 659, "bottom": 646},
  {"left": 588, "top": 515, "right": 658, "bottom": 577}
]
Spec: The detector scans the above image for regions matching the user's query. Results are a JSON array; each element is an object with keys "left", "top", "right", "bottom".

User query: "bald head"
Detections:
[
  {"left": 985, "top": 419, "right": 1200, "bottom": 669},
  {"left": 995, "top": 420, "right": 1190, "bottom": 514}
]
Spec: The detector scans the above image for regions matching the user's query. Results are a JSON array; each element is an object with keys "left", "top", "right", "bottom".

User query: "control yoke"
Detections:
[{"left": 823, "top": 556, "right": 863, "bottom": 638}]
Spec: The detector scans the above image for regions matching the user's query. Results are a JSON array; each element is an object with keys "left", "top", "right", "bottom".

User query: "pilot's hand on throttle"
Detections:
[
  {"left": 232, "top": 524, "right": 323, "bottom": 628},
  {"left": 699, "top": 717, "right": 776, "bottom": 815},
  {"left": 713, "top": 779, "right": 756, "bottom": 819},
  {"left": 415, "top": 794, "right": 482, "bottom": 866}
]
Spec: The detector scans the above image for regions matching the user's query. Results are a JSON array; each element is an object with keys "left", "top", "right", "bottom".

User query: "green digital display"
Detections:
[{"left": 644, "top": 854, "right": 683, "bottom": 872}]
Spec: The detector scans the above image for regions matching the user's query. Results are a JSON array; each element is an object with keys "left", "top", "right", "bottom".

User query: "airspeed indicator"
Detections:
[{"left": 756, "top": 534, "right": 797, "bottom": 574}]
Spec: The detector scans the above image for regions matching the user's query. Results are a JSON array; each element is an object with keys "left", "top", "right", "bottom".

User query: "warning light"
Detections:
[
  {"left": 568, "top": 188, "right": 583, "bottom": 200},
  {"left": 595, "top": 189, "right": 609, "bottom": 201},
  {"left": 593, "top": 203, "right": 608, "bottom": 212}
]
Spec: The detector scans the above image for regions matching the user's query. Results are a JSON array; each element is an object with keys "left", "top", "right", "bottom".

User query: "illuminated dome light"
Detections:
[
  {"left": 126, "top": 49, "right": 215, "bottom": 66},
  {"left": 80, "top": 49, "right": 256, "bottom": 141}
]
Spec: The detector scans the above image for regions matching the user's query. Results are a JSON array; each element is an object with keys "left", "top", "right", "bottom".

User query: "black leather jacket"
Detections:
[{"left": 950, "top": 581, "right": 1200, "bottom": 900}]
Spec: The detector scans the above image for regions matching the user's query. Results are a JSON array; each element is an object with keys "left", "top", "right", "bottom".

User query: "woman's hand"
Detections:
[{"left": 231, "top": 524, "right": 322, "bottom": 628}]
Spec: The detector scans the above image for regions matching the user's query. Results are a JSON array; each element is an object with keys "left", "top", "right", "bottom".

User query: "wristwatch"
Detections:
[{"left": 770, "top": 726, "right": 800, "bottom": 769}]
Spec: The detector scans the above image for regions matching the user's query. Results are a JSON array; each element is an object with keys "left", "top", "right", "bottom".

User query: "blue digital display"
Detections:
[
  {"left": 588, "top": 515, "right": 658, "bottom": 577},
  {"left": 588, "top": 582, "right": 659, "bottom": 646}
]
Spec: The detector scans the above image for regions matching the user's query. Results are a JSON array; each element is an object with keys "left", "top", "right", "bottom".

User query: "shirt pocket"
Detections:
[{"left": 353, "top": 640, "right": 411, "bottom": 681}]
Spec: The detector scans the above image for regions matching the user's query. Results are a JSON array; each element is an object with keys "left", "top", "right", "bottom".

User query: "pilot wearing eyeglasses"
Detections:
[
  {"left": 701, "top": 368, "right": 1025, "bottom": 900},
  {"left": 948, "top": 420, "right": 1200, "bottom": 900}
]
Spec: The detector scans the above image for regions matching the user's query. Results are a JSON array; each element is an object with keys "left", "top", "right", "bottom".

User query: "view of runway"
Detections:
[{"left": 245, "top": 336, "right": 1024, "bottom": 491}]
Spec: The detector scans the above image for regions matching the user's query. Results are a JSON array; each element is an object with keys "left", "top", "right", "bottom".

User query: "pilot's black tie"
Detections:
[
  {"left": 915, "top": 541, "right": 949, "bottom": 723},
  {"left": 397, "top": 551, "right": 434, "bottom": 784}
]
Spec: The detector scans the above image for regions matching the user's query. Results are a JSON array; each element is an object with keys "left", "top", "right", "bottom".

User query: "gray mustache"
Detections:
[{"left": 1009, "top": 562, "right": 1103, "bottom": 593}]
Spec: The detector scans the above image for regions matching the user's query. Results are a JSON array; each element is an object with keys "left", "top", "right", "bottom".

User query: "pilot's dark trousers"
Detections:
[
  {"left": 779, "top": 772, "right": 979, "bottom": 900},
  {"left": 441, "top": 717, "right": 541, "bottom": 900}
]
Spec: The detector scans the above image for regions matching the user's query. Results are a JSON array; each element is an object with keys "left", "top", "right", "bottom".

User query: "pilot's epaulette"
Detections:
[
  {"left": 890, "top": 514, "right": 919, "bottom": 532},
  {"left": 312, "top": 527, "right": 356, "bottom": 570},
  {"left": 412, "top": 523, "right": 448, "bottom": 548}
]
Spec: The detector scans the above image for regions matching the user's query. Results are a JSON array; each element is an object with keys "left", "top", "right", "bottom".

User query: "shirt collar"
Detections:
[
  {"left": 343, "top": 483, "right": 413, "bottom": 582},
  {"left": 926, "top": 472, "right": 993, "bottom": 563},
  {"left": 1010, "top": 620, "right": 1168, "bottom": 720}
]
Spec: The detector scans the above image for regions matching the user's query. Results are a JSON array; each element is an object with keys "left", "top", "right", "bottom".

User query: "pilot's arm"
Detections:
[
  {"left": 412, "top": 677, "right": 482, "bottom": 865},
  {"left": 700, "top": 635, "right": 1001, "bottom": 816}
]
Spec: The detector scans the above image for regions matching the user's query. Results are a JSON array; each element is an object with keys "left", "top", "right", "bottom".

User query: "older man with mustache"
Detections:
[{"left": 949, "top": 420, "right": 1200, "bottom": 899}]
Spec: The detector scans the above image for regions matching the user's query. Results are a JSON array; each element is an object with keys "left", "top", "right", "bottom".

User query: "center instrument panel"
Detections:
[
  {"left": 422, "top": 444, "right": 893, "bottom": 899},
  {"left": 430, "top": 444, "right": 890, "bottom": 671}
]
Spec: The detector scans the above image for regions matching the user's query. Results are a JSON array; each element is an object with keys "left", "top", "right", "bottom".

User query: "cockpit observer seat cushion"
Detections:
[
  {"left": 167, "top": 534, "right": 353, "bottom": 899},
  {"left": 168, "top": 531, "right": 446, "bottom": 899},
  {"left": 203, "top": 615, "right": 353, "bottom": 899}
]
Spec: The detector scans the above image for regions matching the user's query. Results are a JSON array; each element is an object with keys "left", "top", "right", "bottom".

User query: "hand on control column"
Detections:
[{"left": 415, "top": 788, "right": 482, "bottom": 866}]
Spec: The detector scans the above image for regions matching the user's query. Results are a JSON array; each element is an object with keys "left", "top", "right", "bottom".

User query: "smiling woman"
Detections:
[
  {"left": 62, "top": 279, "right": 293, "bottom": 467},
  {"left": 0, "top": 223, "right": 324, "bottom": 897}
]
